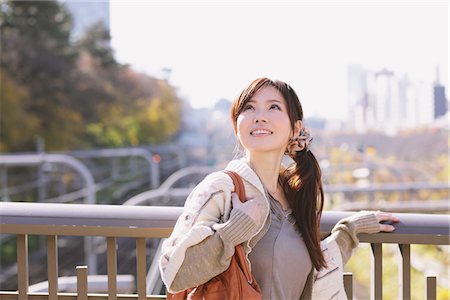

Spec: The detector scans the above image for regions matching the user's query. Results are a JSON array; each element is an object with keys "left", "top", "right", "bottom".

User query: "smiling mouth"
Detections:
[{"left": 250, "top": 129, "right": 273, "bottom": 136}]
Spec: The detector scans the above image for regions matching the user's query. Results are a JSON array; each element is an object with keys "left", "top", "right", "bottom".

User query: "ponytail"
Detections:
[{"left": 280, "top": 149, "right": 326, "bottom": 270}]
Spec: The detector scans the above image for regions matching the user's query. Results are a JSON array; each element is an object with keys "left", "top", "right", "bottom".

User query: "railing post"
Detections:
[
  {"left": 398, "top": 244, "right": 410, "bottom": 300},
  {"left": 111, "top": 158, "right": 120, "bottom": 180},
  {"left": 1, "top": 167, "right": 10, "bottom": 201},
  {"left": 343, "top": 272, "right": 353, "bottom": 300},
  {"left": 136, "top": 238, "right": 147, "bottom": 299},
  {"left": 47, "top": 235, "right": 58, "bottom": 300},
  {"left": 84, "top": 236, "right": 97, "bottom": 275},
  {"left": 76, "top": 266, "right": 88, "bottom": 300},
  {"left": 146, "top": 238, "right": 166, "bottom": 294},
  {"left": 107, "top": 237, "right": 118, "bottom": 300},
  {"left": 150, "top": 157, "right": 159, "bottom": 189},
  {"left": 370, "top": 243, "right": 382, "bottom": 300},
  {"left": 17, "top": 234, "right": 29, "bottom": 300},
  {"left": 425, "top": 276, "right": 436, "bottom": 300}
]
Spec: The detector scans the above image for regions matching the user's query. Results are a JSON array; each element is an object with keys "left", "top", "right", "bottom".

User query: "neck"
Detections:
[{"left": 245, "top": 151, "right": 283, "bottom": 195}]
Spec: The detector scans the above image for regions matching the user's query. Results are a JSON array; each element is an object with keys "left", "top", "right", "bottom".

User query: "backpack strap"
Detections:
[{"left": 223, "top": 170, "right": 246, "bottom": 203}]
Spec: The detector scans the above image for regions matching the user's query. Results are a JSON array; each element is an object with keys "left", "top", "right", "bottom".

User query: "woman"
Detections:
[{"left": 159, "top": 78, "right": 399, "bottom": 299}]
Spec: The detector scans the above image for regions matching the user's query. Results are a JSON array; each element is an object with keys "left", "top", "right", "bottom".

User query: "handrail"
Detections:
[
  {"left": 0, "top": 202, "right": 449, "bottom": 299},
  {"left": 122, "top": 165, "right": 449, "bottom": 207},
  {"left": 0, "top": 202, "right": 182, "bottom": 237},
  {"left": 0, "top": 154, "right": 95, "bottom": 204},
  {"left": 1, "top": 202, "right": 448, "bottom": 244},
  {"left": 323, "top": 182, "right": 450, "bottom": 193},
  {"left": 123, "top": 166, "right": 218, "bottom": 206},
  {"left": 68, "top": 148, "right": 160, "bottom": 189},
  {"left": 0, "top": 154, "right": 100, "bottom": 274}
]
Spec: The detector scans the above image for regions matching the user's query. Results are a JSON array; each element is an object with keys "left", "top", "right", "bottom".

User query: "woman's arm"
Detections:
[
  {"left": 169, "top": 196, "right": 258, "bottom": 291},
  {"left": 160, "top": 186, "right": 259, "bottom": 293},
  {"left": 327, "top": 211, "right": 399, "bottom": 264}
]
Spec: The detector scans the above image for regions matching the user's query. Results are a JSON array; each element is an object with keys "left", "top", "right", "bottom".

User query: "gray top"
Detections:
[{"left": 249, "top": 193, "right": 312, "bottom": 300}]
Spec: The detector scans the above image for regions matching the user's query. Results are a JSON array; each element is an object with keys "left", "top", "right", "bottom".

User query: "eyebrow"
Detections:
[{"left": 247, "top": 99, "right": 283, "bottom": 104}]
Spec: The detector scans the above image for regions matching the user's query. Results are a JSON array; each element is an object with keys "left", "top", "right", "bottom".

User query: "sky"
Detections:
[{"left": 109, "top": 1, "right": 449, "bottom": 121}]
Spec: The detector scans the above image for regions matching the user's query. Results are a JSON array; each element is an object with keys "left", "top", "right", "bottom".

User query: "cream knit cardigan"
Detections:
[{"left": 159, "top": 159, "right": 379, "bottom": 299}]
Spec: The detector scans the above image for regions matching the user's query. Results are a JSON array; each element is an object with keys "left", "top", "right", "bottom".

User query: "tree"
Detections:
[
  {"left": 136, "top": 80, "right": 182, "bottom": 144},
  {"left": 1, "top": 1, "right": 75, "bottom": 85},
  {"left": 77, "top": 21, "right": 117, "bottom": 69},
  {"left": 1, "top": 0, "right": 81, "bottom": 151},
  {"left": 0, "top": 70, "right": 39, "bottom": 152},
  {"left": 0, "top": 0, "right": 183, "bottom": 151}
]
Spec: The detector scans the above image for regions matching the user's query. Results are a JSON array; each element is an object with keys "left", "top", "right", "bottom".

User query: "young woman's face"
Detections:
[{"left": 236, "top": 86, "right": 293, "bottom": 155}]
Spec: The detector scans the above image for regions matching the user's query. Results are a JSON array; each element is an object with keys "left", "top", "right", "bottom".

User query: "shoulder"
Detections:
[
  {"left": 196, "top": 171, "right": 234, "bottom": 194},
  {"left": 183, "top": 171, "right": 234, "bottom": 209}
]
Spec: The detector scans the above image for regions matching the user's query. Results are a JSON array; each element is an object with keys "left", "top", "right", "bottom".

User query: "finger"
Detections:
[
  {"left": 231, "top": 192, "right": 243, "bottom": 207},
  {"left": 384, "top": 216, "right": 400, "bottom": 223},
  {"left": 231, "top": 192, "right": 239, "bottom": 203},
  {"left": 380, "top": 220, "right": 393, "bottom": 225},
  {"left": 375, "top": 212, "right": 400, "bottom": 223},
  {"left": 391, "top": 215, "right": 400, "bottom": 223},
  {"left": 243, "top": 198, "right": 256, "bottom": 207},
  {"left": 380, "top": 224, "right": 396, "bottom": 232}
]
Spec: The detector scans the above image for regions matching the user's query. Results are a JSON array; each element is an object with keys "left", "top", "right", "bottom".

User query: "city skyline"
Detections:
[
  {"left": 348, "top": 64, "right": 447, "bottom": 134},
  {"left": 110, "top": 1, "right": 448, "bottom": 121}
]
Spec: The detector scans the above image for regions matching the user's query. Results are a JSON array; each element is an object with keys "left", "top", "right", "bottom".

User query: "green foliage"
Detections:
[
  {"left": 0, "top": 236, "right": 16, "bottom": 265},
  {"left": 77, "top": 21, "right": 117, "bottom": 68},
  {"left": 0, "top": 70, "right": 40, "bottom": 151},
  {"left": 1, "top": 0, "right": 75, "bottom": 83},
  {"left": 345, "top": 244, "right": 450, "bottom": 299},
  {"left": 0, "top": 0, "right": 182, "bottom": 152},
  {"left": 135, "top": 82, "right": 182, "bottom": 144}
]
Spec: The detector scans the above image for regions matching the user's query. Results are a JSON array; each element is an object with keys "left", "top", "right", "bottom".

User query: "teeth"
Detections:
[{"left": 252, "top": 129, "right": 272, "bottom": 135}]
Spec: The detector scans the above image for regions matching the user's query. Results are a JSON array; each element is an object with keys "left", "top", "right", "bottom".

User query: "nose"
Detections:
[
  {"left": 254, "top": 117, "right": 267, "bottom": 123},
  {"left": 254, "top": 111, "right": 267, "bottom": 123}
]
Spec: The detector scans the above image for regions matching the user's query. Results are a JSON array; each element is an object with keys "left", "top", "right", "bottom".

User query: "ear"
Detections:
[{"left": 293, "top": 120, "right": 303, "bottom": 138}]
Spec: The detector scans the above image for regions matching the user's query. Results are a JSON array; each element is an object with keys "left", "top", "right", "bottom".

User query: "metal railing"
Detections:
[
  {"left": 0, "top": 154, "right": 96, "bottom": 205},
  {"left": 123, "top": 166, "right": 218, "bottom": 206},
  {"left": 68, "top": 148, "right": 160, "bottom": 189},
  {"left": 0, "top": 202, "right": 449, "bottom": 299},
  {"left": 120, "top": 165, "right": 450, "bottom": 210},
  {"left": 0, "top": 148, "right": 164, "bottom": 204}
]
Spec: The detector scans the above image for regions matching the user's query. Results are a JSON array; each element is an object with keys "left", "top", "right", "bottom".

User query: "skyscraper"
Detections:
[
  {"left": 433, "top": 67, "right": 448, "bottom": 119},
  {"left": 347, "top": 65, "right": 436, "bottom": 133}
]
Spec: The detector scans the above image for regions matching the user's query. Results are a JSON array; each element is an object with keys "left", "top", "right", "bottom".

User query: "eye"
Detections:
[
  {"left": 243, "top": 104, "right": 254, "bottom": 111},
  {"left": 270, "top": 104, "right": 281, "bottom": 110}
]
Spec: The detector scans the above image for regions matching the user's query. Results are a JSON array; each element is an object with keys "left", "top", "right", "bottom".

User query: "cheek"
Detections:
[
  {"left": 236, "top": 115, "right": 246, "bottom": 142},
  {"left": 275, "top": 115, "right": 293, "bottom": 140},
  {"left": 236, "top": 115, "right": 246, "bottom": 132}
]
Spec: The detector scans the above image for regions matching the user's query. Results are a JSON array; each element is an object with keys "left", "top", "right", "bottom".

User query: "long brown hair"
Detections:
[{"left": 231, "top": 78, "right": 326, "bottom": 270}]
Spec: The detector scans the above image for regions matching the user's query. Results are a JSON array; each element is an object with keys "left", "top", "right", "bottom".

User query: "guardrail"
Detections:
[
  {"left": 0, "top": 154, "right": 96, "bottom": 205},
  {"left": 0, "top": 202, "right": 449, "bottom": 299},
  {"left": 68, "top": 148, "right": 160, "bottom": 189}
]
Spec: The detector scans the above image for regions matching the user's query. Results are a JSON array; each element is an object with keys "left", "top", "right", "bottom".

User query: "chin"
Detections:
[{"left": 247, "top": 147, "right": 284, "bottom": 155}]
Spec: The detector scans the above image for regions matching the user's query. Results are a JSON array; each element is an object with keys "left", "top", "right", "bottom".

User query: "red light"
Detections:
[{"left": 152, "top": 154, "right": 161, "bottom": 164}]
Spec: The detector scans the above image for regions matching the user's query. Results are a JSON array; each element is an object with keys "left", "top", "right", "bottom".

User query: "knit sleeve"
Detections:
[
  {"left": 327, "top": 211, "right": 380, "bottom": 264},
  {"left": 165, "top": 192, "right": 258, "bottom": 293}
]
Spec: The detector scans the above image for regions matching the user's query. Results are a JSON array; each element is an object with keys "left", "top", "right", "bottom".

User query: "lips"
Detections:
[{"left": 250, "top": 129, "right": 273, "bottom": 136}]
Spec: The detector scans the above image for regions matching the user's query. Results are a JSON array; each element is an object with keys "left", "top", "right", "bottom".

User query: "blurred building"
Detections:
[
  {"left": 433, "top": 67, "right": 448, "bottom": 119},
  {"left": 347, "top": 65, "right": 443, "bottom": 134},
  {"left": 62, "top": 0, "right": 110, "bottom": 41},
  {"left": 177, "top": 99, "right": 235, "bottom": 165}
]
